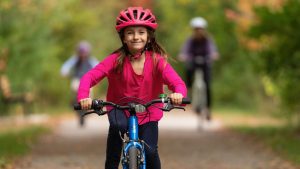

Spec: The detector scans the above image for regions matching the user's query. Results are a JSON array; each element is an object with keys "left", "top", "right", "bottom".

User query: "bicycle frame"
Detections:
[
  {"left": 74, "top": 97, "right": 190, "bottom": 169},
  {"left": 122, "top": 113, "right": 146, "bottom": 169}
]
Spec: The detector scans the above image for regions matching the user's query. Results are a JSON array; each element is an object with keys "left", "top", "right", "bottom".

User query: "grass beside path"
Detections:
[
  {"left": 215, "top": 107, "right": 300, "bottom": 166},
  {"left": 0, "top": 125, "right": 50, "bottom": 168}
]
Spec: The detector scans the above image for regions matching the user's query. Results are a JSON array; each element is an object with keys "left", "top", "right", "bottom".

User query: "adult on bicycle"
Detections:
[
  {"left": 60, "top": 41, "right": 98, "bottom": 126},
  {"left": 178, "top": 17, "right": 219, "bottom": 120},
  {"left": 77, "top": 7, "right": 187, "bottom": 169}
]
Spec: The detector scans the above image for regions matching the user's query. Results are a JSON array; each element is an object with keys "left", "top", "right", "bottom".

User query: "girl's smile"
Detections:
[{"left": 123, "top": 26, "right": 148, "bottom": 55}]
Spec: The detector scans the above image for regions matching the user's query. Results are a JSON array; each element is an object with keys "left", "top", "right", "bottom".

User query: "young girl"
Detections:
[{"left": 78, "top": 7, "right": 187, "bottom": 169}]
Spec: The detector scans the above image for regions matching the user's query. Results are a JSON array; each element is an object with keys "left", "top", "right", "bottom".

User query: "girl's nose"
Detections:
[{"left": 133, "top": 32, "right": 139, "bottom": 39}]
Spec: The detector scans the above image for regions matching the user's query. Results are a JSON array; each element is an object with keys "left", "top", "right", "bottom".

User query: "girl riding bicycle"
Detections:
[{"left": 77, "top": 7, "right": 187, "bottom": 169}]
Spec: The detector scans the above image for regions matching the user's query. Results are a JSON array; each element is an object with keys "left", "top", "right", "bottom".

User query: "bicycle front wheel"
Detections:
[{"left": 128, "top": 147, "right": 139, "bottom": 169}]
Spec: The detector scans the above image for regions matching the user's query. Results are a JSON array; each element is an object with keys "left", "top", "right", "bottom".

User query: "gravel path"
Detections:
[{"left": 12, "top": 109, "right": 299, "bottom": 169}]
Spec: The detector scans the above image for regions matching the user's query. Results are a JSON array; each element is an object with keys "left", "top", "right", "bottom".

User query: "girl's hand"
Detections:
[
  {"left": 79, "top": 98, "right": 92, "bottom": 110},
  {"left": 169, "top": 93, "right": 183, "bottom": 105}
]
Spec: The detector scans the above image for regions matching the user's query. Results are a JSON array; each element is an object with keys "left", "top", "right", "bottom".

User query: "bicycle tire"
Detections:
[
  {"left": 192, "top": 69, "right": 207, "bottom": 113},
  {"left": 128, "top": 147, "right": 139, "bottom": 169}
]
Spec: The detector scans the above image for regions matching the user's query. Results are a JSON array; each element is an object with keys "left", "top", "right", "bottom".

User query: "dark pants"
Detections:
[
  {"left": 186, "top": 66, "right": 211, "bottom": 109},
  {"left": 105, "top": 109, "right": 161, "bottom": 169}
]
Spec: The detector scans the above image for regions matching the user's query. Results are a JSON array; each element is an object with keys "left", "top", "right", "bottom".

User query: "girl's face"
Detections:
[{"left": 123, "top": 26, "right": 148, "bottom": 54}]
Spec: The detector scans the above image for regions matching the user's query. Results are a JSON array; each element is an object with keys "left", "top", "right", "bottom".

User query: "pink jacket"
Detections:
[{"left": 77, "top": 51, "right": 187, "bottom": 124}]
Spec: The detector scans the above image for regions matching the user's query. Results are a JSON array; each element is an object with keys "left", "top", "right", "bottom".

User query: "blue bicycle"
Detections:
[{"left": 74, "top": 94, "right": 190, "bottom": 169}]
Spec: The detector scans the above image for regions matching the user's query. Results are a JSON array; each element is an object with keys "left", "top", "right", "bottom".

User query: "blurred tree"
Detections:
[
  {"left": 0, "top": 0, "right": 62, "bottom": 111},
  {"left": 0, "top": 0, "right": 129, "bottom": 114},
  {"left": 248, "top": 0, "right": 300, "bottom": 126},
  {"left": 128, "top": 0, "right": 153, "bottom": 8}
]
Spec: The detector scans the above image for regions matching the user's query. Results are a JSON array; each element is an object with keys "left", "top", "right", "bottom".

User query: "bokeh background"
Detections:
[{"left": 1, "top": 0, "right": 300, "bottom": 168}]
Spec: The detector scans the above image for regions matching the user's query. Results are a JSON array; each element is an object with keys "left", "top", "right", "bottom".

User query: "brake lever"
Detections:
[
  {"left": 80, "top": 110, "right": 96, "bottom": 117},
  {"left": 173, "top": 106, "right": 186, "bottom": 111},
  {"left": 80, "top": 109, "right": 107, "bottom": 117},
  {"left": 159, "top": 102, "right": 174, "bottom": 112},
  {"left": 95, "top": 110, "right": 107, "bottom": 116},
  {"left": 159, "top": 105, "right": 186, "bottom": 112},
  {"left": 160, "top": 108, "right": 171, "bottom": 111}
]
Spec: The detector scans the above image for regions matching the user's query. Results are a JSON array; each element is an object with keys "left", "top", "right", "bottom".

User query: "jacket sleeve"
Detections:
[
  {"left": 159, "top": 59, "right": 187, "bottom": 97},
  {"left": 89, "top": 56, "right": 99, "bottom": 68},
  {"left": 178, "top": 38, "right": 192, "bottom": 62},
  {"left": 60, "top": 56, "right": 77, "bottom": 77}
]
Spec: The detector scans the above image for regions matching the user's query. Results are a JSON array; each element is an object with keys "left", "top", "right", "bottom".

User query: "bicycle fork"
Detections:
[{"left": 122, "top": 115, "right": 146, "bottom": 169}]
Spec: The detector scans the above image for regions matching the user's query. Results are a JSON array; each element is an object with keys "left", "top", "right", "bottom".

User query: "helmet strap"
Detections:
[
  {"left": 130, "top": 48, "right": 145, "bottom": 60},
  {"left": 129, "top": 42, "right": 150, "bottom": 60}
]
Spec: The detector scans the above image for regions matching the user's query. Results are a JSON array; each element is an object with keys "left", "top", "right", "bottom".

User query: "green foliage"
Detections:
[
  {"left": 1, "top": 0, "right": 76, "bottom": 108},
  {"left": 249, "top": 0, "right": 300, "bottom": 115},
  {"left": 0, "top": 125, "right": 49, "bottom": 166},
  {"left": 0, "top": 0, "right": 126, "bottom": 112}
]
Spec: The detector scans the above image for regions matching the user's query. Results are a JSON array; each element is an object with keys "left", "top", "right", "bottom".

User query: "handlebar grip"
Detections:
[
  {"left": 182, "top": 98, "right": 191, "bottom": 104},
  {"left": 73, "top": 100, "right": 101, "bottom": 111},
  {"left": 74, "top": 103, "right": 82, "bottom": 110}
]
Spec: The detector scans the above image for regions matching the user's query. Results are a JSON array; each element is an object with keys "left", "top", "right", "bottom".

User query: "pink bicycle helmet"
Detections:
[{"left": 115, "top": 7, "right": 158, "bottom": 32}]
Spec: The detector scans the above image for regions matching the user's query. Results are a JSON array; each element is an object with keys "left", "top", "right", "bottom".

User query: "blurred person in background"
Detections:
[
  {"left": 60, "top": 41, "right": 98, "bottom": 127},
  {"left": 178, "top": 17, "right": 219, "bottom": 121}
]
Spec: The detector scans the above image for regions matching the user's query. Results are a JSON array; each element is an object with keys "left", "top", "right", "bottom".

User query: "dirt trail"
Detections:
[{"left": 12, "top": 109, "right": 299, "bottom": 169}]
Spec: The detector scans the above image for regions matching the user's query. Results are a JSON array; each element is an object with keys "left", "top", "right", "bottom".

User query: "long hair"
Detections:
[{"left": 113, "top": 28, "right": 167, "bottom": 73}]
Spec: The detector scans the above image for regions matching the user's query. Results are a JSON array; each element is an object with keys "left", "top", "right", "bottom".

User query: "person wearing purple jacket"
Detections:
[
  {"left": 61, "top": 41, "right": 98, "bottom": 127},
  {"left": 77, "top": 7, "right": 187, "bottom": 169},
  {"left": 179, "top": 17, "right": 219, "bottom": 121}
]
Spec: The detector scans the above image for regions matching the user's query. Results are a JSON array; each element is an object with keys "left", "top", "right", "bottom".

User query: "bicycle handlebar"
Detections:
[{"left": 74, "top": 97, "right": 191, "bottom": 112}]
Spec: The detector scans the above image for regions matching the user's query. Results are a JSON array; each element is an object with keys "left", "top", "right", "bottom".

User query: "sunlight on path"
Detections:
[
  {"left": 159, "top": 108, "right": 223, "bottom": 131},
  {"left": 57, "top": 114, "right": 109, "bottom": 138}
]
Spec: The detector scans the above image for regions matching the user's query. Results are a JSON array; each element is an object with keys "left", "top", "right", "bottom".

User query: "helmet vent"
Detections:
[
  {"left": 133, "top": 10, "right": 138, "bottom": 19},
  {"left": 140, "top": 12, "right": 145, "bottom": 20},
  {"left": 144, "top": 15, "right": 151, "bottom": 21},
  {"left": 116, "top": 16, "right": 126, "bottom": 25},
  {"left": 126, "top": 13, "right": 131, "bottom": 20},
  {"left": 119, "top": 16, "right": 126, "bottom": 22}
]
